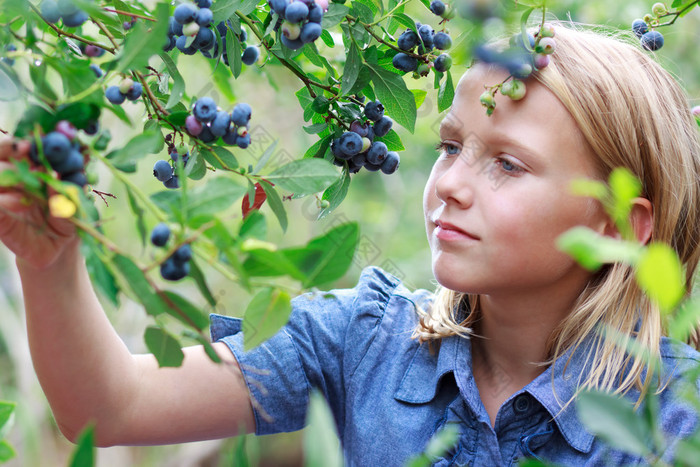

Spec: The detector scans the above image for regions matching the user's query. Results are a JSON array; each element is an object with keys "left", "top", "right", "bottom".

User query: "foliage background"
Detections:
[{"left": 0, "top": 0, "right": 699, "bottom": 465}]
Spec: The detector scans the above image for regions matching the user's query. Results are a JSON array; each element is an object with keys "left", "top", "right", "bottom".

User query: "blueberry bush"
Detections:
[{"left": 0, "top": 0, "right": 698, "bottom": 465}]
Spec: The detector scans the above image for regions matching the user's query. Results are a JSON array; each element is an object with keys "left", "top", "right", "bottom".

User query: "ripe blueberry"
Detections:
[
  {"left": 632, "top": 19, "right": 648, "bottom": 38},
  {"left": 281, "top": 34, "right": 304, "bottom": 50},
  {"left": 42, "top": 132, "right": 72, "bottom": 165},
  {"left": 641, "top": 30, "right": 663, "bottom": 51},
  {"left": 434, "top": 53, "right": 452, "bottom": 72},
  {"left": 430, "top": 0, "right": 446, "bottom": 16},
  {"left": 153, "top": 159, "right": 173, "bottom": 182},
  {"left": 40, "top": 0, "right": 61, "bottom": 23},
  {"left": 241, "top": 45, "right": 259, "bottom": 65},
  {"left": 433, "top": 32, "right": 452, "bottom": 50},
  {"left": 381, "top": 151, "right": 400, "bottom": 174},
  {"left": 364, "top": 100, "right": 384, "bottom": 121},
  {"left": 231, "top": 103, "right": 252, "bottom": 126},
  {"left": 196, "top": 8, "right": 213, "bottom": 26},
  {"left": 210, "top": 110, "right": 232, "bottom": 137},
  {"left": 173, "top": 244, "right": 192, "bottom": 263},
  {"left": 392, "top": 53, "right": 418, "bottom": 72},
  {"left": 193, "top": 97, "right": 217, "bottom": 122},
  {"left": 174, "top": 3, "right": 198, "bottom": 24},
  {"left": 418, "top": 25, "right": 434, "bottom": 50},
  {"left": 300, "top": 22, "right": 322, "bottom": 43},
  {"left": 308, "top": 3, "right": 323, "bottom": 23},
  {"left": 53, "top": 149, "right": 84, "bottom": 174},
  {"left": 164, "top": 175, "right": 180, "bottom": 189},
  {"left": 285, "top": 1, "right": 309, "bottom": 23},
  {"left": 366, "top": 141, "right": 388, "bottom": 165},
  {"left": 89, "top": 64, "right": 104, "bottom": 77},
  {"left": 197, "top": 125, "right": 217, "bottom": 143},
  {"left": 236, "top": 133, "right": 251, "bottom": 148},
  {"left": 60, "top": 170, "right": 88, "bottom": 186},
  {"left": 339, "top": 131, "right": 363, "bottom": 157},
  {"left": 62, "top": 10, "right": 88, "bottom": 27},
  {"left": 397, "top": 30, "right": 418, "bottom": 51},
  {"left": 126, "top": 82, "right": 143, "bottom": 101},
  {"left": 372, "top": 117, "right": 393, "bottom": 137}
]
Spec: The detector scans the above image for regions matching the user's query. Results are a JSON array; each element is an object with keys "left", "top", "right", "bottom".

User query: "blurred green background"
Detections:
[{"left": 0, "top": 0, "right": 699, "bottom": 465}]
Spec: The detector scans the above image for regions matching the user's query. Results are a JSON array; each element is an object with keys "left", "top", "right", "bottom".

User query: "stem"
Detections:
[
  {"left": 135, "top": 70, "right": 170, "bottom": 116},
  {"left": 358, "top": 17, "right": 423, "bottom": 59},
  {"left": 93, "top": 19, "right": 119, "bottom": 50},
  {"left": 69, "top": 216, "right": 121, "bottom": 252},
  {"left": 103, "top": 8, "right": 156, "bottom": 21},
  {"left": 92, "top": 152, "right": 168, "bottom": 223},
  {"left": 367, "top": 0, "right": 411, "bottom": 27}
]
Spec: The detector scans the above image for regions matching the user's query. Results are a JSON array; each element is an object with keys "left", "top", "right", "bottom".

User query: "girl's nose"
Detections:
[{"left": 434, "top": 154, "right": 476, "bottom": 209}]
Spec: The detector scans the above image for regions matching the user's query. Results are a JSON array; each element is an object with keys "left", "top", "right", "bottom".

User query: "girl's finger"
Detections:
[{"left": 0, "top": 137, "right": 30, "bottom": 162}]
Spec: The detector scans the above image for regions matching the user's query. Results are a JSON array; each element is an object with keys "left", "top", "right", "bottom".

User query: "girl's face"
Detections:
[{"left": 423, "top": 65, "right": 609, "bottom": 296}]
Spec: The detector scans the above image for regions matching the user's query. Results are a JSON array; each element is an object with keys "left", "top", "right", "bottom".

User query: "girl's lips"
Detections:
[{"left": 434, "top": 220, "right": 480, "bottom": 241}]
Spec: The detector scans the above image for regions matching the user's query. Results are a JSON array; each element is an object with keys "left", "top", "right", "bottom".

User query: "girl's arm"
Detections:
[{"left": 1, "top": 138, "right": 255, "bottom": 446}]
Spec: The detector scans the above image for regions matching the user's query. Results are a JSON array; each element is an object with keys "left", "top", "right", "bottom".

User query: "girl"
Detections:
[{"left": 0, "top": 22, "right": 699, "bottom": 466}]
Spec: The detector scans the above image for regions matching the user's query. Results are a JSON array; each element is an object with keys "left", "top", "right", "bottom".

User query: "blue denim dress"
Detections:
[{"left": 210, "top": 267, "right": 700, "bottom": 466}]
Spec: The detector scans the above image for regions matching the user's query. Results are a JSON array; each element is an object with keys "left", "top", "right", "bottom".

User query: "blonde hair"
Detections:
[{"left": 414, "top": 23, "right": 700, "bottom": 406}]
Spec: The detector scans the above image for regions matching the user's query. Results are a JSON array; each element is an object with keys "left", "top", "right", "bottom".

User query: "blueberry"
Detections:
[
  {"left": 241, "top": 45, "right": 259, "bottom": 65},
  {"left": 308, "top": 3, "right": 323, "bottom": 23},
  {"left": 281, "top": 34, "right": 304, "bottom": 50},
  {"left": 89, "top": 64, "right": 104, "bottom": 77},
  {"left": 641, "top": 30, "right": 663, "bottom": 51},
  {"left": 215, "top": 20, "right": 230, "bottom": 37},
  {"left": 365, "top": 162, "right": 382, "bottom": 172},
  {"left": 338, "top": 131, "right": 363, "bottom": 157},
  {"left": 42, "top": 132, "right": 72, "bottom": 165},
  {"left": 196, "top": 0, "right": 212, "bottom": 7},
  {"left": 193, "top": 96, "right": 218, "bottom": 122},
  {"left": 397, "top": 29, "right": 418, "bottom": 51},
  {"left": 60, "top": 170, "right": 87, "bottom": 186},
  {"left": 164, "top": 175, "right": 180, "bottom": 189},
  {"left": 222, "top": 128, "right": 238, "bottom": 145},
  {"left": 381, "top": 151, "right": 400, "bottom": 174},
  {"left": 174, "top": 3, "right": 198, "bottom": 24},
  {"left": 270, "top": 0, "right": 291, "bottom": 16},
  {"left": 430, "top": 0, "right": 445, "bottom": 16},
  {"left": 197, "top": 125, "right": 217, "bottom": 143},
  {"left": 372, "top": 117, "right": 393, "bottom": 137},
  {"left": 433, "top": 32, "right": 452, "bottom": 50},
  {"left": 350, "top": 120, "right": 370, "bottom": 137},
  {"left": 123, "top": 21, "right": 133, "bottom": 30},
  {"left": 57, "top": 0, "right": 78, "bottom": 16},
  {"left": 163, "top": 35, "right": 176, "bottom": 52},
  {"left": 62, "top": 9, "right": 88, "bottom": 27},
  {"left": 169, "top": 17, "right": 184, "bottom": 36},
  {"left": 364, "top": 100, "right": 384, "bottom": 122},
  {"left": 52, "top": 149, "right": 84, "bottom": 174},
  {"left": 153, "top": 159, "right": 173, "bottom": 182},
  {"left": 285, "top": 1, "right": 309, "bottom": 23},
  {"left": 55, "top": 120, "right": 78, "bottom": 140},
  {"left": 84, "top": 120, "right": 99, "bottom": 135},
  {"left": 632, "top": 19, "right": 648, "bottom": 38},
  {"left": 351, "top": 151, "right": 366, "bottom": 167},
  {"left": 392, "top": 52, "right": 418, "bottom": 72},
  {"left": 236, "top": 133, "right": 251, "bottom": 148},
  {"left": 40, "top": 0, "right": 61, "bottom": 23},
  {"left": 196, "top": 8, "right": 213, "bottom": 26},
  {"left": 239, "top": 28, "right": 248, "bottom": 43},
  {"left": 176, "top": 35, "right": 197, "bottom": 55},
  {"left": 434, "top": 53, "right": 452, "bottom": 72},
  {"left": 231, "top": 103, "right": 252, "bottom": 126},
  {"left": 366, "top": 141, "right": 388, "bottom": 165},
  {"left": 193, "top": 27, "right": 215, "bottom": 50},
  {"left": 185, "top": 114, "right": 203, "bottom": 136},
  {"left": 105, "top": 85, "right": 126, "bottom": 104},
  {"left": 125, "top": 82, "right": 143, "bottom": 101},
  {"left": 300, "top": 22, "right": 322, "bottom": 43},
  {"left": 160, "top": 256, "right": 189, "bottom": 281},
  {"left": 210, "top": 110, "right": 231, "bottom": 137},
  {"left": 173, "top": 244, "right": 192, "bottom": 263},
  {"left": 331, "top": 138, "right": 352, "bottom": 160},
  {"left": 418, "top": 25, "right": 434, "bottom": 50},
  {"left": 151, "top": 223, "right": 171, "bottom": 246}
]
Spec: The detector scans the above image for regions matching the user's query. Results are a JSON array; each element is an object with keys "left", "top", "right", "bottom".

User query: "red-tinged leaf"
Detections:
[{"left": 242, "top": 182, "right": 267, "bottom": 218}]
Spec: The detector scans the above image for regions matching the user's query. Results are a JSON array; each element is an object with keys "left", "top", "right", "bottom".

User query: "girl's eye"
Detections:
[
  {"left": 494, "top": 156, "right": 524, "bottom": 175},
  {"left": 434, "top": 141, "right": 460, "bottom": 156}
]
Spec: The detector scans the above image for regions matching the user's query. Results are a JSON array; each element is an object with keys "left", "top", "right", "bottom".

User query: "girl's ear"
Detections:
[{"left": 600, "top": 197, "right": 654, "bottom": 244}]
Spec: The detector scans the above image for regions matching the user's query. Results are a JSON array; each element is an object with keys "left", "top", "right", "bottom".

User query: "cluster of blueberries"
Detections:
[
  {"left": 28, "top": 120, "right": 95, "bottom": 187},
  {"left": 392, "top": 18, "right": 453, "bottom": 76},
  {"left": 80, "top": 43, "right": 105, "bottom": 58},
  {"left": 150, "top": 223, "right": 192, "bottom": 281},
  {"left": 39, "top": 0, "right": 88, "bottom": 27},
  {"left": 152, "top": 148, "right": 189, "bottom": 189},
  {"left": 269, "top": 0, "right": 326, "bottom": 50},
  {"left": 331, "top": 100, "right": 400, "bottom": 175},
  {"left": 185, "top": 97, "right": 253, "bottom": 147},
  {"left": 104, "top": 77, "right": 144, "bottom": 105},
  {"left": 631, "top": 20, "right": 664, "bottom": 52}
]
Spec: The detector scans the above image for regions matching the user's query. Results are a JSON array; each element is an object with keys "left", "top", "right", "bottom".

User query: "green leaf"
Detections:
[
  {"left": 144, "top": 326, "right": 185, "bottom": 367},
  {"left": 266, "top": 159, "right": 339, "bottom": 195},
  {"left": 389, "top": 13, "right": 417, "bottom": 34},
  {"left": 405, "top": 424, "right": 459, "bottom": 467},
  {"left": 226, "top": 28, "right": 243, "bottom": 78},
  {"left": 0, "top": 440, "right": 15, "bottom": 463},
  {"left": 367, "top": 63, "right": 417, "bottom": 133},
  {"left": 556, "top": 227, "right": 642, "bottom": 271},
  {"left": 0, "top": 62, "right": 20, "bottom": 101},
  {"left": 260, "top": 180, "right": 288, "bottom": 232},
  {"left": 319, "top": 169, "right": 350, "bottom": 219},
  {"left": 162, "top": 291, "right": 210, "bottom": 331},
  {"left": 341, "top": 42, "right": 362, "bottom": 96},
  {"left": 188, "top": 258, "right": 218, "bottom": 308},
  {"left": 298, "top": 222, "right": 359, "bottom": 288},
  {"left": 186, "top": 177, "right": 247, "bottom": 216},
  {"left": 304, "top": 390, "right": 342, "bottom": 467},
  {"left": 242, "top": 288, "right": 292, "bottom": 350},
  {"left": 85, "top": 246, "right": 120, "bottom": 308},
  {"left": 211, "top": 0, "right": 240, "bottom": 23},
  {"left": 185, "top": 147, "right": 207, "bottom": 180},
  {"left": 635, "top": 243, "right": 685, "bottom": 312},
  {"left": 159, "top": 53, "right": 186, "bottom": 110},
  {"left": 374, "top": 129, "right": 405, "bottom": 151},
  {"left": 68, "top": 424, "right": 95, "bottom": 467},
  {"left": 111, "top": 254, "right": 167, "bottom": 316},
  {"left": 437, "top": 70, "right": 454, "bottom": 113},
  {"left": 295, "top": 86, "right": 315, "bottom": 122},
  {"left": 576, "top": 390, "right": 652, "bottom": 457},
  {"left": 412, "top": 89, "right": 427, "bottom": 109},
  {"left": 322, "top": 3, "right": 350, "bottom": 28},
  {"left": 114, "top": 3, "right": 169, "bottom": 72},
  {"left": 106, "top": 130, "right": 164, "bottom": 165},
  {"left": 203, "top": 146, "right": 239, "bottom": 170},
  {"left": 668, "top": 297, "right": 700, "bottom": 342},
  {"left": 0, "top": 402, "right": 15, "bottom": 440}
]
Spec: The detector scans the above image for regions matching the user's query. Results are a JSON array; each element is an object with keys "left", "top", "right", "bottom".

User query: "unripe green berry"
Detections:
[
  {"left": 643, "top": 13, "right": 654, "bottom": 23},
  {"left": 320, "top": 199, "right": 330, "bottom": 208},
  {"left": 182, "top": 22, "right": 200, "bottom": 36},
  {"left": 651, "top": 2, "right": 667, "bottom": 16},
  {"left": 501, "top": 79, "right": 526, "bottom": 101},
  {"left": 480, "top": 90, "right": 495, "bottom": 108},
  {"left": 361, "top": 137, "right": 371, "bottom": 152},
  {"left": 539, "top": 22, "right": 555, "bottom": 38},
  {"left": 535, "top": 37, "right": 555, "bottom": 55},
  {"left": 416, "top": 62, "right": 431, "bottom": 77},
  {"left": 119, "top": 78, "right": 134, "bottom": 94},
  {"left": 441, "top": 4, "right": 455, "bottom": 20}
]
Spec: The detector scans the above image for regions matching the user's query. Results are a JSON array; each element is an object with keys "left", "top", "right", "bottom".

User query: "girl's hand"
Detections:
[{"left": 0, "top": 136, "right": 78, "bottom": 270}]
